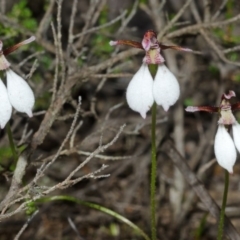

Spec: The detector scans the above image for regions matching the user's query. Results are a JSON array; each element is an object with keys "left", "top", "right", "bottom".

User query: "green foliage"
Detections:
[
  {"left": 109, "top": 223, "right": 120, "bottom": 236},
  {"left": 232, "top": 74, "right": 240, "bottom": 82},
  {"left": 0, "top": 142, "right": 25, "bottom": 169},
  {"left": 26, "top": 201, "right": 38, "bottom": 215},
  {"left": 99, "top": 5, "right": 108, "bottom": 25},
  {"left": 0, "top": 146, "right": 16, "bottom": 171},
  {"left": 9, "top": 145, "right": 26, "bottom": 171},
  {"left": 8, "top": 0, "right": 37, "bottom": 31},
  {"left": 35, "top": 91, "right": 51, "bottom": 109},
  {"left": 37, "top": 195, "right": 151, "bottom": 240},
  {"left": 212, "top": 2, "right": 240, "bottom": 46},
  {"left": 226, "top": 0, "right": 234, "bottom": 19},
  {"left": 212, "top": 28, "right": 224, "bottom": 40},
  {"left": 208, "top": 64, "right": 220, "bottom": 76},
  {"left": 90, "top": 6, "right": 120, "bottom": 58},
  {"left": 0, "top": 23, "right": 17, "bottom": 40},
  {"left": 194, "top": 213, "right": 208, "bottom": 239},
  {"left": 0, "top": 147, "right": 13, "bottom": 161},
  {"left": 212, "top": 27, "right": 240, "bottom": 45},
  {"left": 184, "top": 98, "right": 194, "bottom": 106},
  {"left": 77, "top": 57, "right": 84, "bottom": 67},
  {"left": 39, "top": 54, "right": 52, "bottom": 69},
  {"left": 0, "top": 0, "right": 38, "bottom": 46},
  {"left": 91, "top": 34, "right": 113, "bottom": 57},
  {"left": 228, "top": 52, "right": 239, "bottom": 62}
]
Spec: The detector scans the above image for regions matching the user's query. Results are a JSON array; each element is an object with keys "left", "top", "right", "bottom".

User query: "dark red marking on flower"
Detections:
[
  {"left": 143, "top": 29, "right": 157, "bottom": 39},
  {"left": 186, "top": 106, "right": 219, "bottom": 113},
  {"left": 110, "top": 30, "right": 192, "bottom": 52},
  {"left": 3, "top": 36, "right": 35, "bottom": 56},
  {"left": 142, "top": 30, "right": 159, "bottom": 51},
  {"left": 231, "top": 102, "right": 240, "bottom": 111}
]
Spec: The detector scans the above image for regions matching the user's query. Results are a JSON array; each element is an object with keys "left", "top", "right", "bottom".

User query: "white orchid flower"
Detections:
[
  {"left": 186, "top": 90, "right": 240, "bottom": 173},
  {"left": 0, "top": 36, "right": 35, "bottom": 129},
  {"left": 110, "top": 30, "right": 191, "bottom": 118}
]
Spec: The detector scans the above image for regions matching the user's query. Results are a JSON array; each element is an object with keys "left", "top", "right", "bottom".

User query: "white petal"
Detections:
[
  {"left": 214, "top": 125, "right": 236, "bottom": 173},
  {"left": 232, "top": 122, "right": 240, "bottom": 153},
  {"left": 0, "top": 79, "right": 12, "bottom": 128},
  {"left": 126, "top": 64, "right": 154, "bottom": 118},
  {"left": 6, "top": 70, "right": 35, "bottom": 117},
  {"left": 153, "top": 64, "right": 180, "bottom": 111}
]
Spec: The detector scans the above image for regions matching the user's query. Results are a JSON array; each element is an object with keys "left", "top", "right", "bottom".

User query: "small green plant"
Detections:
[
  {"left": 26, "top": 201, "right": 38, "bottom": 216},
  {"left": 37, "top": 195, "right": 151, "bottom": 240},
  {"left": 8, "top": 0, "right": 37, "bottom": 31}
]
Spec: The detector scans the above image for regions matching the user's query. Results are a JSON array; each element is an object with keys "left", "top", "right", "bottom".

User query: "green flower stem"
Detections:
[
  {"left": 217, "top": 170, "right": 229, "bottom": 240},
  {"left": 150, "top": 101, "right": 157, "bottom": 240},
  {"left": 149, "top": 64, "right": 158, "bottom": 240},
  {"left": 37, "top": 195, "right": 150, "bottom": 240},
  {"left": 6, "top": 122, "right": 18, "bottom": 162}
]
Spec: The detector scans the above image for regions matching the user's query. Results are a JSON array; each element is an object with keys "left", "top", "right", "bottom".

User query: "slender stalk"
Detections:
[
  {"left": 149, "top": 64, "right": 158, "bottom": 240},
  {"left": 150, "top": 101, "right": 157, "bottom": 240},
  {"left": 6, "top": 122, "right": 18, "bottom": 162},
  {"left": 217, "top": 170, "right": 229, "bottom": 240},
  {"left": 37, "top": 195, "right": 151, "bottom": 240}
]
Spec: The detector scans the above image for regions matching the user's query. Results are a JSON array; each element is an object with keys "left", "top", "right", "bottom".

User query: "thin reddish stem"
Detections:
[
  {"left": 3, "top": 36, "right": 36, "bottom": 55},
  {"left": 186, "top": 106, "right": 219, "bottom": 113}
]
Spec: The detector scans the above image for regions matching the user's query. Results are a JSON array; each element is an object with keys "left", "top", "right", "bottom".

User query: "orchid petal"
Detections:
[
  {"left": 159, "top": 44, "right": 192, "bottom": 52},
  {"left": 185, "top": 106, "right": 219, "bottom": 113},
  {"left": 142, "top": 38, "right": 151, "bottom": 51},
  {"left": 6, "top": 69, "right": 35, "bottom": 117},
  {"left": 142, "top": 30, "right": 158, "bottom": 51},
  {"left": 223, "top": 90, "right": 236, "bottom": 100},
  {"left": 0, "top": 79, "right": 12, "bottom": 128},
  {"left": 153, "top": 64, "right": 180, "bottom": 111},
  {"left": 3, "top": 36, "right": 36, "bottom": 56},
  {"left": 126, "top": 64, "right": 154, "bottom": 118},
  {"left": 214, "top": 125, "right": 236, "bottom": 173}
]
